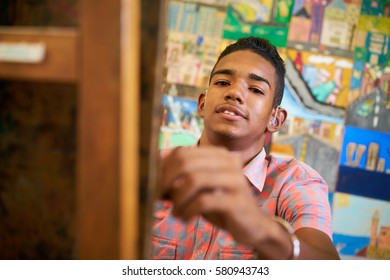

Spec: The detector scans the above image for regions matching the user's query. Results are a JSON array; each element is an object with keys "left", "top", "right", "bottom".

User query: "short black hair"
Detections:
[{"left": 209, "top": 37, "right": 285, "bottom": 107}]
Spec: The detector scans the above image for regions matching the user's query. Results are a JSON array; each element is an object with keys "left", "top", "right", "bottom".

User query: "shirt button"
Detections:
[{"left": 197, "top": 250, "right": 203, "bottom": 256}]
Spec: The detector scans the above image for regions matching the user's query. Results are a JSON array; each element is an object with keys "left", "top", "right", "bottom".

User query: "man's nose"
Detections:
[{"left": 224, "top": 84, "right": 246, "bottom": 103}]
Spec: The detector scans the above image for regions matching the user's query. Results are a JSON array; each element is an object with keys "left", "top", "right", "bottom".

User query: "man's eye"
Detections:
[
  {"left": 215, "top": 81, "right": 230, "bottom": 86},
  {"left": 250, "top": 88, "right": 264, "bottom": 95}
]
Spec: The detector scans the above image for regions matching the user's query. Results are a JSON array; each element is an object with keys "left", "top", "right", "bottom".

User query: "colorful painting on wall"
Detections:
[
  {"left": 332, "top": 192, "right": 390, "bottom": 259},
  {"left": 270, "top": 85, "right": 344, "bottom": 191},
  {"left": 288, "top": 0, "right": 362, "bottom": 57},
  {"left": 348, "top": 0, "right": 389, "bottom": 108},
  {"left": 331, "top": 0, "right": 390, "bottom": 260},
  {"left": 165, "top": 1, "right": 229, "bottom": 89},
  {"left": 223, "top": 0, "right": 294, "bottom": 47},
  {"left": 336, "top": 126, "right": 390, "bottom": 201},
  {"left": 286, "top": 48, "right": 353, "bottom": 109},
  {"left": 271, "top": 47, "right": 348, "bottom": 191},
  {"left": 160, "top": 94, "right": 203, "bottom": 150},
  {"left": 161, "top": 1, "right": 390, "bottom": 260}
]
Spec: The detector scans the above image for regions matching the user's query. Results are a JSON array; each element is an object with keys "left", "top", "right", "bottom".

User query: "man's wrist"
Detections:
[{"left": 272, "top": 216, "right": 300, "bottom": 260}]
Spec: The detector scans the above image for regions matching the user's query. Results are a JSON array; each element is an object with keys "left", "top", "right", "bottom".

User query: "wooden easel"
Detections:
[{"left": 0, "top": 0, "right": 165, "bottom": 259}]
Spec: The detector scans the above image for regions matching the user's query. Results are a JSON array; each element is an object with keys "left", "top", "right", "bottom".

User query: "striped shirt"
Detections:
[{"left": 152, "top": 149, "right": 332, "bottom": 259}]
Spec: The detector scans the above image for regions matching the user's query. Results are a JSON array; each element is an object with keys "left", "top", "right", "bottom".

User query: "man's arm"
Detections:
[
  {"left": 295, "top": 228, "right": 340, "bottom": 259},
  {"left": 159, "top": 146, "right": 339, "bottom": 260}
]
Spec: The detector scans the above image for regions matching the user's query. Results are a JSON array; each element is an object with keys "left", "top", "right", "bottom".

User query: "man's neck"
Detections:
[{"left": 198, "top": 134, "right": 265, "bottom": 167}]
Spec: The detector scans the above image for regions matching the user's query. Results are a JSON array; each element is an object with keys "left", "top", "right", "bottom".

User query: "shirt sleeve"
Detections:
[{"left": 275, "top": 160, "right": 333, "bottom": 240}]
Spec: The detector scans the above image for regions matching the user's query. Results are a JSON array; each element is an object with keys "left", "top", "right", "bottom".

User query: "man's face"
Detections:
[{"left": 198, "top": 50, "right": 276, "bottom": 148}]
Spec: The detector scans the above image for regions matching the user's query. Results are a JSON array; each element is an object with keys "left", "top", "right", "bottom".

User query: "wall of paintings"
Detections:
[{"left": 159, "top": 0, "right": 390, "bottom": 259}]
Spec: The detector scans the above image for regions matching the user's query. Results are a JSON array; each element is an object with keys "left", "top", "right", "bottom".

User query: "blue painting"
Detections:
[
  {"left": 336, "top": 126, "right": 390, "bottom": 201},
  {"left": 332, "top": 192, "right": 390, "bottom": 259},
  {"left": 160, "top": 94, "right": 203, "bottom": 149}
]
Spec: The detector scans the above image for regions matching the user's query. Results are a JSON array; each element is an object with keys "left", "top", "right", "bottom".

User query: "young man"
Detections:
[{"left": 153, "top": 37, "right": 340, "bottom": 260}]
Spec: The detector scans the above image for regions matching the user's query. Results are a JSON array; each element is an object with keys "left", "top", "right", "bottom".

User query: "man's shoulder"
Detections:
[
  {"left": 153, "top": 200, "right": 173, "bottom": 219},
  {"left": 265, "top": 154, "right": 325, "bottom": 182}
]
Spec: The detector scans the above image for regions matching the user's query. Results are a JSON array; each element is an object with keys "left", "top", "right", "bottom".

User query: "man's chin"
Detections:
[{"left": 213, "top": 129, "right": 241, "bottom": 141}]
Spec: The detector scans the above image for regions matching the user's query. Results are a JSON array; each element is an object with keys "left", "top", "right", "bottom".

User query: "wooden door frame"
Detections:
[
  {"left": 78, "top": 0, "right": 139, "bottom": 259},
  {"left": 78, "top": 0, "right": 165, "bottom": 259}
]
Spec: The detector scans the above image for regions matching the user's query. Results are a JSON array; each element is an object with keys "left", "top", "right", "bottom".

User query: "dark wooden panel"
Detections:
[
  {"left": 0, "top": 80, "right": 77, "bottom": 259},
  {"left": 0, "top": 27, "right": 79, "bottom": 82},
  {"left": 0, "top": 0, "right": 79, "bottom": 27}
]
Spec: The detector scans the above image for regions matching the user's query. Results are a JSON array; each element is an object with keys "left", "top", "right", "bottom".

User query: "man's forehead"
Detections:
[
  {"left": 213, "top": 59, "right": 274, "bottom": 83},
  {"left": 215, "top": 51, "right": 273, "bottom": 71}
]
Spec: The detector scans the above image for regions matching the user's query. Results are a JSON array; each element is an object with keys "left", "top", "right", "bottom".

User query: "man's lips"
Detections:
[{"left": 215, "top": 104, "right": 247, "bottom": 119}]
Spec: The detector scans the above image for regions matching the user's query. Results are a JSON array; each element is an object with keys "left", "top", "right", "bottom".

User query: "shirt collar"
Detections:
[
  {"left": 195, "top": 141, "right": 268, "bottom": 192},
  {"left": 242, "top": 148, "right": 268, "bottom": 192}
]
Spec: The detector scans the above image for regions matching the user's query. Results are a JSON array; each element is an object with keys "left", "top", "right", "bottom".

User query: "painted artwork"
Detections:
[
  {"left": 349, "top": 0, "right": 390, "bottom": 106},
  {"left": 288, "top": 0, "right": 362, "bottom": 57},
  {"left": 166, "top": 1, "right": 228, "bottom": 88},
  {"left": 331, "top": 0, "right": 390, "bottom": 260},
  {"left": 162, "top": 0, "right": 390, "bottom": 259},
  {"left": 160, "top": 94, "right": 203, "bottom": 150},
  {"left": 271, "top": 48, "right": 348, "bottom": 191},
  {"left": 165, "top": 32, "right": 203, "bottom": 86},
  {"left": 270, "top": 85, "right": 344, "bottom": 191},
  {"left": 332, "top": 192, "right": 390, "bottom": 259},
  {"left": 223, "top": 0, "right": 294, "bottom": 47},
  {"left": 334, "top": 1, "right": 390, "bottom": 196},
  {"left": 286, "top": 48, "right": 353, "bottom": 109},
  {"left": 167, "top": 0, "right": 229, "bottom": 36},
  {"left": 336, "top": 126, "right": 390, "bottom": 201},
  {"left": 345, "top": 85, "right": 390, "bottom": 134}
]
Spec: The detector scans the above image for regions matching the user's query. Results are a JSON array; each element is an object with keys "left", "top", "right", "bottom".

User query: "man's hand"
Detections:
[{"left": 159, "top": 146, "right": 267, "bottom": 246}]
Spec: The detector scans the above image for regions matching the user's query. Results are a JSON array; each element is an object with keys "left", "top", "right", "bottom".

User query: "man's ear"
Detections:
[
  {"left": 266, "top": 106, "right": 287, "bottom": 133},
  {"left": 197, "top": 91, "right": 207, "bottom": 117}
]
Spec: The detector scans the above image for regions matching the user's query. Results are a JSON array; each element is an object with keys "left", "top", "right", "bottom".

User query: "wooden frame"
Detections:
[
  {"left": 78, "top": 0, "right": 141, "bottom": 259},
  {"left": 139, "top": 0, "right": 167, "bottom": 259}
]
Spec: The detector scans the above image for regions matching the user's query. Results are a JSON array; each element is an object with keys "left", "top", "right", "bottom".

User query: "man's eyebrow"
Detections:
[
  {"left": 211, "top": 68, "right": 235, "bottom": 78},
  {"left": 248, "top": 73, "right": 271, "bottom": 89},
  {"left": 211, "top": 69, "right": 271, "bottom": 89}
]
